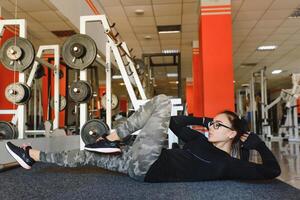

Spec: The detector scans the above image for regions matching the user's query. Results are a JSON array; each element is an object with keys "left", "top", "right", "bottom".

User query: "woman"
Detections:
[{"left": 5, "top": 94, "right": 281, "bottom": 182}]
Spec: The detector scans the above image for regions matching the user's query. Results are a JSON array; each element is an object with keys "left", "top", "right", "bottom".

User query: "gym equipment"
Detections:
[
  {"left": 69, "top": 80, "right": 93, "bottom": 103},
  {"left": 34, "top": 64, "right": 45, "bottom": 79},
  {"left": 0, "top": 121, "right": 18, "bottom": 140},
  {"left": 5, "top": 82, "right": 31, "bottom": 105},
  {"left": 0, "top": 162, "right": 19, "bottom": 172},
  {"left": 0, "top": 37, "right": 35, "bottom": 72},
  {"left": 81, "top": 119, "right": 109, "bottom": 144},
  {"left": 62, "top": 34, "right": 97, "bottom": 70},
  {"left": 101, "top": 94, "right": 119, "bottom": 110},
  {"left": 249, "top": 68, "right": 300, "bottom": 141},
  {"left": 50, "top": 95, "right": 67, "bottom": 111},
  {"left": 134, "top": 58, "right": 145, "bottom": 75}
]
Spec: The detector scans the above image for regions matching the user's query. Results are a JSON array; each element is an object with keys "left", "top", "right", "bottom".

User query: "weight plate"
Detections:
[
  {"left": 50, "top": 95, "right": 67, "bottom": 111},
  {"left": 101, "top": 94, "right": 119, "bottom": 110},
  {"left": 34, "top": 64, "right": 45, "bottom": 79},
  {"left": 62, "top": 34, "right": 97, "bottom": 70},
  {"left": 0, "top": 37, "right": 35, "bottom": 72},
  {"left": 5, "top": 82, "right": 31, "bottom": 105},
  {"left": 81, "top": 119, "right": 109, "bottom": 144},
  {"left": 0, "top": 121, "right": 18, "bottom": 140},
  {"left": 69, "top": 80, "right": 92, "bottom": 103}
]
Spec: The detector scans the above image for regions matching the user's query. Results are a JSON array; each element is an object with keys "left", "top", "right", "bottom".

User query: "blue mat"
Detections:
[{"left": 1, "top": 163, "right": 300, "bottom": 200}]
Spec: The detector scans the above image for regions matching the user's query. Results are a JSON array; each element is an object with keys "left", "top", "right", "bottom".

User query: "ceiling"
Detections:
[{"left": 1, "top": 0, "right": 300, "bottom": 96}]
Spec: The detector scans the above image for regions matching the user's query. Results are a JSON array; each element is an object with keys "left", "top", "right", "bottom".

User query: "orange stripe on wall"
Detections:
[{"left": 85, "top": 0, "right": 100, "bottom": 14}]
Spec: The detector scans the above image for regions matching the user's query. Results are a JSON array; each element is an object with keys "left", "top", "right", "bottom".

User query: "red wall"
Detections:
[
  {"left": 0, "top": 22, "right": 19, "bottom": 121},
  {"left": 185, "top": 82, "right": 194, "bottom": 115}
]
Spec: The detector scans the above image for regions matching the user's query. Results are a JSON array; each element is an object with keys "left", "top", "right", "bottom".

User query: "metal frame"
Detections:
[
  {"left": 79, "top": 15, "right": 148, "bottom": 150},
  {"left": 249, "top": 68, "right": 300, "bottom": 142},
  {"left": 9, "top": 45, "right": 60, "bottom": 137},
  {"left": 0, "top": 19, "right": 27, "bottom": 138},
  {"left": 142, "top": 53, "right": 182, "bottom": 98}
]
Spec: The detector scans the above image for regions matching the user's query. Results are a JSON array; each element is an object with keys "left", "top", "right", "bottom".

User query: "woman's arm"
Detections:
[
  {"left": 169, "top": 116, "right": 212, "bottom": 143},
  {"left": 227, "top": 133, "right": 281, "bottom": 180}
]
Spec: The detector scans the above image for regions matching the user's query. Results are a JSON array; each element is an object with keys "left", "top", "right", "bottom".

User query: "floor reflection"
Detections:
[{"left": 261, "top": 140, "right": 300, "bottom": 189}]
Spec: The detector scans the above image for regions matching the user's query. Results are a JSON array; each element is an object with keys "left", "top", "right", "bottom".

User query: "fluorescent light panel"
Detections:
[
  {"left": 162, "top": 49, "right": 180, "bottom": 54},
  {"left": 167, "top": 73, "right": 178, "bottom": 77},
  {"left": 157, "top": 25, "right": 181, "bottom": 34},
  {"left": 272, "top": 69, "right": 282, "bottom": 74},
  {"left": 158, "top": 30, "right": 180, "bottom": 34},
  {"left": 257, "top": 45, "right": 277, "bottom": 51},
  {"left": 112, "top": 75, "right": 122, "bottom": 79}
]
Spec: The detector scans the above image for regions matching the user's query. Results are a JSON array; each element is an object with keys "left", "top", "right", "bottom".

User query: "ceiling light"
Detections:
[
  {"left": 257, "top": 45, "right": 277, "bottom": 51},
  {"left": 119, "top": 83, "right": 125, "bottom": 86},
  {"left": 157, "top": 25, "right": 181, "bottom": 34},
  {"left": 167, "top": 73, "right": 178, "bottom": 77},
  {"left": 169, "top": 81, "right": 179, "bottom": 84},
  {"left": 144, "top": 35, "right": 152, "bottom": 40},
  {"left": 159, "top": 30, "right": 180, "bottom": 34},
  {"left": 272, "top": 69, "right": 282, "bottom": 74},
  {"left": 162, "top": 49, "right": 180, "bottom": 54},
  {"left": 135, "top": 9, "right": 144, "bottom": 15},
  {"left": 112, "top": 75, "right": 122, "bottom": 79}
]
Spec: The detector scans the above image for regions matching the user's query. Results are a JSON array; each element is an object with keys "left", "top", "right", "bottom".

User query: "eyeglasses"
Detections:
[{"left": 208, "top": 121, "right": 234, "bottom": 130}]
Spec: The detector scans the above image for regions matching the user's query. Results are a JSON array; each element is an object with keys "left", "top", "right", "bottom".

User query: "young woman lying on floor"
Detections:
[{"left": 6, "top": 94, "right": 281, "bottom": 182}]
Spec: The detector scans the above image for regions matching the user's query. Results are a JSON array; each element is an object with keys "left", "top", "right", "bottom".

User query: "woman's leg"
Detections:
[
  {"left": 114, "top": 94, "right": 170, "bottom": 140},
  {"left": 126, "top": 95, "right": 172, "bottom": 181},
  {"left": 38, "top": 147, "right": 132, "bottom": 174},
  {"left": 32, "top": 94, "right": 170, "bottom": 176}
]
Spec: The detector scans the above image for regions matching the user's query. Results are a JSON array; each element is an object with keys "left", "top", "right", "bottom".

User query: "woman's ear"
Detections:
[{"left": 228, "top": 131, "right": 237, "bottom": 139}]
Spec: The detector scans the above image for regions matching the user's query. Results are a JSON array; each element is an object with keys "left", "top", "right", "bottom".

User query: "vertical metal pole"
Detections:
[
  {"left": 53, "top": 45, "right": 60, "bottom": 129},
  {"left": 34, "top": 80, "right": 37, "bottom": 130},
  {"left": 79, "top": 16, "right": 92, "bottom": 150},
  {"left": 105, "top": 42, "right": 112, "bottom": 129},
  {"left": 250, "top": 75, "right": 256, "bottom": 132},
  {"left": 178, "top": 53, "right": 182, "bottom": 98},
  {"left": 260, "top": 69, "right": 265, "bottom": 124}
]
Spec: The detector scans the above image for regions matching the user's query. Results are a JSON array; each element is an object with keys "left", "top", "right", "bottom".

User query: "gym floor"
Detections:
[{"left": 271, "top": 141, "right": 300, "bottom": 190}]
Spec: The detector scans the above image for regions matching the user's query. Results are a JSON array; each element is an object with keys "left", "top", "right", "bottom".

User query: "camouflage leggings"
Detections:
[{"left": 39, "top": 94, "right": 172, "bottom": 181}]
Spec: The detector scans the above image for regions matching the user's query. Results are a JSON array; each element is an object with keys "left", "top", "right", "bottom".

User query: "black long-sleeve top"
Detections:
[{"left": 144, "top": 116, "right": 281, "bottom": 182}]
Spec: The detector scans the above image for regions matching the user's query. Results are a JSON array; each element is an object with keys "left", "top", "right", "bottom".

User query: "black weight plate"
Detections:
[
  {"left": 62, "top": 34, "right": 97, "bottom": 70},
  {"left": 81, "top": 119, "right": 109, "bottom": 144},
  {"left": 69, "top": 81, "right": 92, "bottom": 103},
  {"left": 0, "top": 37, "right": 35, "bottom": 72},
  {"left": 0, "top": 121, "right": 17, "bottom": 140},
  {"left": 5, "top": 82, "right": 31, "bottom": 105}
]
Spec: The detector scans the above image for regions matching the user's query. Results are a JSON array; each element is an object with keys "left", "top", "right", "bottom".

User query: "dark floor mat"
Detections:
[{"left": 1, "top": 163, "right": 300, "bottom": 200}]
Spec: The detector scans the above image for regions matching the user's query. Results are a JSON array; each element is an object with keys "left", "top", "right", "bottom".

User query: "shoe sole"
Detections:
[
  {"left": 84, "top": 147, "right": 121, "bottom": 153},
  {"left": 5, "top": 144, "right": 31, "bottom": 170}
]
